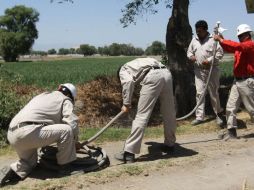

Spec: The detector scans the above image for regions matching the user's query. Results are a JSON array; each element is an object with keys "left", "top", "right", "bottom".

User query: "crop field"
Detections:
[
  {"left": 1, "top": 56, "right": 136, "bottom": 89},
  {"left": 1, "top": 56, "right": 234, "bottom": 89}
]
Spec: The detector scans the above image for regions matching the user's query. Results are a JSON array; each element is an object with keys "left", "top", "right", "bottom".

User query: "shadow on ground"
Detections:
[{"left": 137, "top": 142, "right": 198, "bottom": 162}]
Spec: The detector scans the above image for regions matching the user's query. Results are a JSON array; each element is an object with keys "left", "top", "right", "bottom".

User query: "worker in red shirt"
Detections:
[{"left": 214, "top": 24, "right": 254, "bottom": 140}]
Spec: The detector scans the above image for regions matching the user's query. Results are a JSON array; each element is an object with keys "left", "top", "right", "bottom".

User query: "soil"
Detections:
[{"left": 1, "top": 112, "right": 254, "bottom": 190}]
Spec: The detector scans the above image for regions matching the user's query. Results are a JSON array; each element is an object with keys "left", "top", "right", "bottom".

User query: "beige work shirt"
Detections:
[
  {"left": 119, "top": 57, "right": 166, "bottom": 106},
  {"left": 9, "top": 91, "right": 79, "bottom": 139},
  {"left": 187, "top": 34, "right": 224, "bottom": 69}
]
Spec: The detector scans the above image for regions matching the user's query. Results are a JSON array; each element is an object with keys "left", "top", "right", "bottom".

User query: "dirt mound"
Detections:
[
  {"left": 77, "top": 76, "right": 123, "bottom": 126},
  {"left": 76, "top": 76, "right": 162, "bottom": 127}
]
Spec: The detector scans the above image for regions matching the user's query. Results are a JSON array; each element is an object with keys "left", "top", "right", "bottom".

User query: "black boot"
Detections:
[
  {"left": 216, "top": 112, "right": 226, "bottom": 128},
  {"left": 114, "top": 151, "right": 135, "bottom": 163},
  {"left": 228, "top": 128, "right": 237, "bottom": 137},
  {"left": 224, "top": 128, "right": 237, "bottom": 141},
  {"left": 0, "top": 166, "right": 21, "bottom": 187},
  {"left": 160, "top": 144, "right": 175, "bottom": 153}
]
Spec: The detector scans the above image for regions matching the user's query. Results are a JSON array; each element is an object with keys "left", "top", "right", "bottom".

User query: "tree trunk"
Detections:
[{"left": 166, "top": 0, "right": 195, "bottom": 117}]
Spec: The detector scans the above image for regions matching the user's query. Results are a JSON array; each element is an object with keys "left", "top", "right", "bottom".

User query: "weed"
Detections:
[{"left": 123, "top": 165, "right": 144, "bottom": 176}]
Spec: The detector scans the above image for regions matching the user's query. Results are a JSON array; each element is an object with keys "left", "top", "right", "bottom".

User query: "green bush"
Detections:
[
  {"left": 0, "top": 81, "right": 25, "bottom": 129},
  {"left": 0, "top": 68, "right": 28, "bottom": 145},
  {"left": 0, "top": 128, "right": 7, "bottom": 148}
]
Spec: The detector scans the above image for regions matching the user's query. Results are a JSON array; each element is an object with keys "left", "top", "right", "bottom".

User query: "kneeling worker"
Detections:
[
  {"left": 115, "top": 57, "right": 177, "bottom": 163},
  {"left": 0, "top": 83, "right": 79, "bottom": 186}
]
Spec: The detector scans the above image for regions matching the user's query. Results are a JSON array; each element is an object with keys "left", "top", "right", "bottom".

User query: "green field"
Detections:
[
  {"left": 1, "top": 57, "right": 136, "bottom": 89},
  {"left": 1, "top": 57, "right": 234, "bottom": 89}
]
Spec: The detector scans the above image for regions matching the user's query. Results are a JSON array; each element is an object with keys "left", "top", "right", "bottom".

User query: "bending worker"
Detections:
[
  {"left": 214, "top": 24, "right": 254, "bottom": 139},
  {"left": 0, "top": 83, "right": 79, "bottom": 186},
  {"left": 187, "top": 20, "right": 224, "bottom": 126},
  {"left": 115, "top": 57, "right": 177, "bottom": 163}
]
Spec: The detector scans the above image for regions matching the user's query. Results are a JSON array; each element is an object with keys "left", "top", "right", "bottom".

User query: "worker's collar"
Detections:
[{"left": 195, "top": 32, "right": 212, "bottom": 42}]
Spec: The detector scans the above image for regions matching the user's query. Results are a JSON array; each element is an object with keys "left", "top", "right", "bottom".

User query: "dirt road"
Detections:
[
  {"left": 96, "top": 130, "right": 254, "bottom": 190},
  {"left": 1, "top": 114, "right": 254, "bottom": 190}
]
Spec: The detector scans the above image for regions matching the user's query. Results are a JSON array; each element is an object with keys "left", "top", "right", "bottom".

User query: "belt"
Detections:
[
  {"left": 9, "top": 122, "right": 44, "bottom": 132},
  {"left": 235, "top": 76, "right": 254, "bottom": 81},
  {"left": 151, "top": 66, "right": 166, "bottom": 69}
]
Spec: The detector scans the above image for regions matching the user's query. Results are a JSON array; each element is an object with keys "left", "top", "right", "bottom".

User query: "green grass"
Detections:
[
  {"left": 1, "top": 57, "right": 135, "bottom": 89},
  {"left": 78, "top": 121, "right": 217, "bottom": 144},
  {"left": 0, "top": 121, "right": 218, "bottom": 155},
  {"left": 219, "top": 61, "right": 234, "bottom": 77},
  {"left": 1, "top": 58, "right": 234, "bottom": 90}
]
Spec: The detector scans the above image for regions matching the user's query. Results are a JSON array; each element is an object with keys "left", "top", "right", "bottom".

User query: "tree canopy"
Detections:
[
  {"left": 120, "top": 0, "right": 173, "bottom": 27},
  {"left": 0, "top": 5, "right": 39, "bottom": 62}
]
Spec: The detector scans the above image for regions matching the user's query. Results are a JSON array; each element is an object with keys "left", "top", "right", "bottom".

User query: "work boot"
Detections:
[
  {"left": 216, "top": 116, "right": 224, "bottom": 128},
  {"left": 224, "top": 128, "right": 238, "bottom": 141},
  {"left": 216, "top": 112, "right": 225, "bottom": 128},
  {"left": 114, "top": 151, "right": 135, "bottom": 163},
  {"left": 160, "top": 144, "right": 175, "bottom": 153},
  {"left": 0, "top": 166, "right": 21, "bottom": 187},
  {"left": 191, "top": 119, "right": 203, "bottom": 126}
]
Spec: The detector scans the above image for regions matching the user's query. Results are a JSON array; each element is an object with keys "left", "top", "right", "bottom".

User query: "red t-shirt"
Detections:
[{"left": 220, "top": 39, "right": 254, "bottom": 77}]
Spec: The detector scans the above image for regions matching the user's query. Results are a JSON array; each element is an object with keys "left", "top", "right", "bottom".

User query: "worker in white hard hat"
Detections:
[
  {"left": 0, "top": 83, "right": 79, "bottom": 186},
  {"left": 214, "top": 24, "right": 254, "bottom": 140},
  {"left": 187, "top": 20, "right": 224, "bottom": 127}
]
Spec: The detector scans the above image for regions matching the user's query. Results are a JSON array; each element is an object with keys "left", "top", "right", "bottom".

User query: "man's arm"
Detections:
[
  {"left": 119, "top": 67, "right": 135, "bottom": 107},
  {"left": 62, "top": 99, "right": 79, "bottom": 141},
  {"left": 187, "top": 39, "right": 197, "bottom": 63}
]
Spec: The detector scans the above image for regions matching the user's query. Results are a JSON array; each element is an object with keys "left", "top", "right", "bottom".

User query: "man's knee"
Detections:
[{"left": 59, "top": 125, "right": 74, "bottom": 140}]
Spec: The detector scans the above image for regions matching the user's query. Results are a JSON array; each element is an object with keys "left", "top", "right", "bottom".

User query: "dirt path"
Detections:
[
  {"left": 95, "top": 130, "right": 254, "bottom": 190},
  {"left": 1, "top": 113, "right": 254, "bottom": 190}
]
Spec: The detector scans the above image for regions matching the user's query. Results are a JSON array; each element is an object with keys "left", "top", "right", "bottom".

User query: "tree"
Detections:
[
  {"left": 31, "top": 50, "right": 47, "bottom": 56},
  {"left": 50, "top": 0, "right": 195, "bottom": 116},
  {"left": 48, "top": 48, "right": 57, "bottom": 55},
  {"left": 58, "top": 48, "right": 70, "bottom": 55},
  {"left": 108, "top": 43, "right": 122, "bottom": 56},
  {"left": 0, "top": 5, "right": 39, "bottom": 62},
  {"left": 120, "top": 0, "right": 195, "bottom": 116},
  {"left": 79, "top": 44, "right": 97, "bottom": 56},
  {"left": 69, "top": 48, "right": 76, "bottom": 54},
  {"left": 145, "top": 41, "right": 166, "bottom": 55}
]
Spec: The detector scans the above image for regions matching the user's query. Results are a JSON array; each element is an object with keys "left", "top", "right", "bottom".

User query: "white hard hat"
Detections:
[
  {"left": 60, "top": 83, "right": 77, "bottom": 99},
  {"left": 237, "top": 24, "right": 252, "bottom": 36}
]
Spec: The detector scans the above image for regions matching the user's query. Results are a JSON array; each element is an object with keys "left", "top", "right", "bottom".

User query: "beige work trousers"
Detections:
[
  {"left": 124, "top": 69, "right": 177, "bottom": 154},
  {"left": 226, "top": 78, "right": 254, "bottom": 129},
  {"left": 7, "top": 124, "right": 76, "bottom": 179},
  {"left": 194, "top": 67, "right": 223, "bottom": 120}
]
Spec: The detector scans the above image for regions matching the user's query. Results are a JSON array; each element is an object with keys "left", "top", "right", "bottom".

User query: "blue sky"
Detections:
[{"left": 0, "top": 0, "right": 253, "bottom": 51}]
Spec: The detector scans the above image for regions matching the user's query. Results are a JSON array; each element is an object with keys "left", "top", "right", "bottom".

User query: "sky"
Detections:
[{"left": 0, "top": 0, "right": 253, "bottom": 51}]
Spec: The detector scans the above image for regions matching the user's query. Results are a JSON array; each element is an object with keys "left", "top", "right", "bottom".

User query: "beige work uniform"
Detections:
[
  {"left": 226, "top": 79, "right": 254, "bottom": 129},
  {"left": 119, "top": 58, "right": 176, "bottom": 154},
  {"left": 187, "top": 34, "right": 224, "bottom": 120},
  {"left": 7, "top": 91, "right": 79, "bottom": 179}
]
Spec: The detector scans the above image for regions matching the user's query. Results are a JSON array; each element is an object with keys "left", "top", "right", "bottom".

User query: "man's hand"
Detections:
[
  {"left": 189, "top": 56, "right": 196, "bottom": 63},
  {"left": 121, "top": 105, "right": 130, "bottom": 113},
  {"left": 75, "top": 142, "right": 82, "bottom": 151},
  {"left": 202, "top": 60, "right": 210, "bottom": 65},
  {"left": 214, "top": 34, "right": 224, "bottom": 42}
]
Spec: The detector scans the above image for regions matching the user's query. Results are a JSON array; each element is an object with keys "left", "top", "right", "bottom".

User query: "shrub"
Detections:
[{"left": 0, "top": 68, "right": 30, "bottom": 145}]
